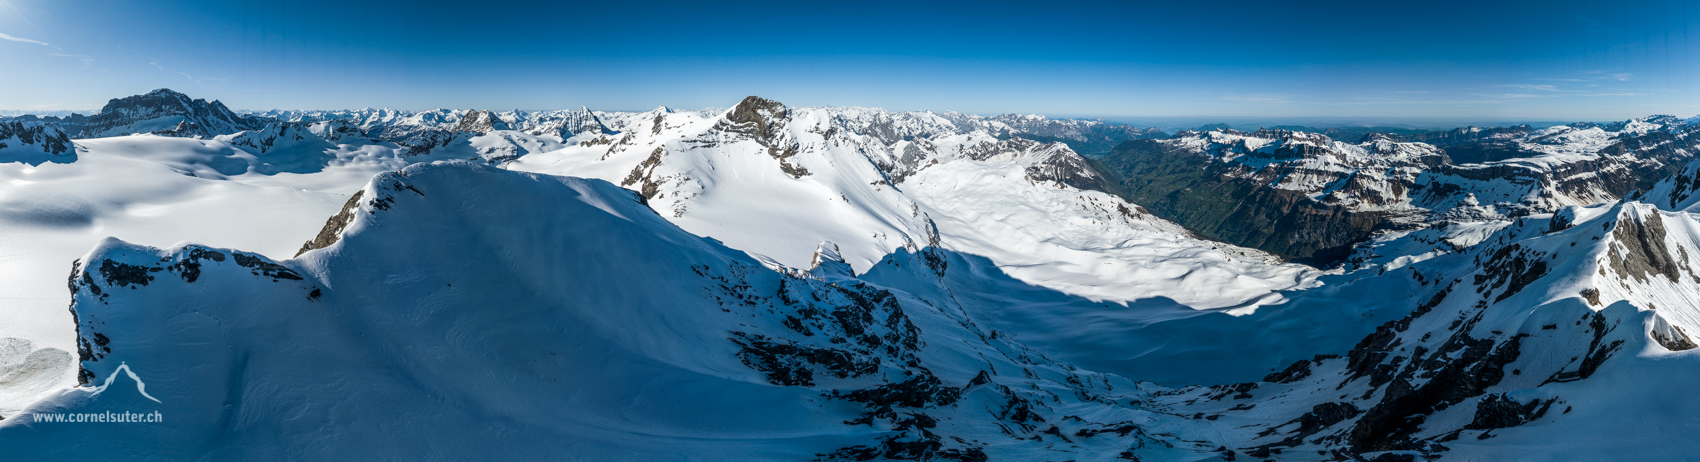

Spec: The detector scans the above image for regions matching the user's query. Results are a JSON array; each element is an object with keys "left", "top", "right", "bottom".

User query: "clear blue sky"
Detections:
[{"left": 1, "top": 0, "right": 1697, "bottom": 119}]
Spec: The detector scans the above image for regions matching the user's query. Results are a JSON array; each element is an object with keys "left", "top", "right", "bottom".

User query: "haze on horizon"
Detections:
[{"left": 0, "top": 0, "right": 1696, "bottom": 121}]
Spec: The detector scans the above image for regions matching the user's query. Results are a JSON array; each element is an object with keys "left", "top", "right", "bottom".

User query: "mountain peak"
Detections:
[
  {"left": 723, "top": 96, "right": 791, "bottom": 144},
  {"left": 141, "top": 88, "right": 186, "bottom": 97},
  {"left": 454, "top": 109, "right": 507, "bottom": 134},
  {"left": 730, "top": 96, "right": 787, "bottom": 120}
]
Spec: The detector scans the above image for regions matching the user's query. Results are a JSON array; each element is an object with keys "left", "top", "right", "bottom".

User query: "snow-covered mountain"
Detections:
[
  {"left": 0, "top": 91, "right": 1307, "bottom": 406},
  {"left": 10, "top": 88, "right": 1700, "bottom": 460},
  {"left": 2, "top": 161, "right": 1245, "bottom": 460},
  {"left": 76, "top": 89, "right": 258, "bottom": 139},
  {"left": 13, "top": 158, "right": 1700, "bottom": 460},
  {"left": 247, "top": 101, "right": 1160, "bottom": 157},
  {"left": 1097, "top": 117, "right": 1700, "bottom": 262},
  {"left": 505, "top": 95, "right": 1312, "bottom": 310},
  {"left": 0, "top": 116, "right": 74, "bottom": 164},
  {"left": 938, "top": 112, "right": 1167, "bottom": 155},
  {"left": 1085, "top": 194, "right": 1700, "bottom": 460}
]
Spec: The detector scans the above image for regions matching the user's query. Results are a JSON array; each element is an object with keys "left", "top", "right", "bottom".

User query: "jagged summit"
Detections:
[
  {"left": 724, "top": 95, "right": 788, "bottom": 126},
  {"left": 78, "top": 88, "right": 256, "bottom": 139},
  {"left": 1641, "top": 156, "right": 1700, "bottom": 212},
  {"left": 452, "top": 109, "right": 509, "bottom": 133},
  {"left": 0, "top": 117, "right": 74, "bottom": 165},
  {"left": 10, "top": 88, "right": 1700, "bottom": 459}
]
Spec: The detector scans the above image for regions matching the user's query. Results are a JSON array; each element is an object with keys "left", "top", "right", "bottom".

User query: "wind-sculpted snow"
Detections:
[
  {"left": 506, "top": 95, "right": 1316, "bottom": 311},
  {"left": 2, "top": 161, "right": 1249, "bottom": 460},
  {"left": 1, "top": 92, "right": 1302, "bottom": 397},
  {"left": 0, "top": 135, "right": 366, "bottom": 373},
  {"left": 12, "top": 161, "right": 1700, "bottom": 460},
  {"left": 0, "top": 338, "right": 73, "bottom": 419},
  {"left": 11, "top": 88, "right": 1700, "bottom": 459}
]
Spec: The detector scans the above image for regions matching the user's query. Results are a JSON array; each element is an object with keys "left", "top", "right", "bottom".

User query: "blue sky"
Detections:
[{"left": 1, "top": 0, "right": 1697, "bottom": 120}]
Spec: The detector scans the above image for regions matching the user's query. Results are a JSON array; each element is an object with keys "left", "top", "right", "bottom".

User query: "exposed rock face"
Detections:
[
  {"left": 1023, "top": 146, "right": 1115, "bottom": 192},
  {"left": 522, "top": 106, "right": 609, "bottom": 138},
  {"left": 219, "top": 120, "right": 365, "bottom": 155},
  {"left": 295, "top": 190, "right": 364, "bottom": 256},
  {"left": 1096, "top": 118, "right": 1700, "bottom": 263},
  {"left": 0, "top": 117, "right": 75, "bottom": 164},
  {"left": 1637, "top": 143, "right": 1700, "bottom": 212},
  {"left": 718, "top": 96, "right": 809, "bottom": 178},
  {"left": 1604, "top": 209, "right": 1685, "bottom": 285},
  {"left": 1650, "top": 314, "right": 1698, "bottom": 351},
  {"left": 725, "top": 96, "right": 788, "bottom": 140},
  {"left": 77, "top": 88, "right": 258, "bottom": 139},
  {"left": 1391, "top": 125, "right": 1536, "bottom": 164},
  {"left": 1094, "top": 132, "right": 1400, "bottom": 262},
  {"left": 1138, "top": 201, "right": 1700, "bottom": 459},
  {"left": 453, "top": 110, "right": 510, "bottom": 134},
  {"left": 49, "top": 162, "right": 1228, "bottom": 460},
  {"left": 1464, "top": 393, "right": 1556, "bottom": 431}
]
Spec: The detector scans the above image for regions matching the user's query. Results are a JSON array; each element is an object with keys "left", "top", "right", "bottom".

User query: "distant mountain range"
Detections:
[{"left": 5, "top": 89, "right": 1700, "bottom": 460}]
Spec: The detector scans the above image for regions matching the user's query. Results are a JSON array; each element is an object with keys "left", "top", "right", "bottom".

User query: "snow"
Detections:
[
  {"left": 505, "top": 100, "right": 1312, "bottom": 313},
  {"left": 9, "top": 94, "right": 1700, "bottom": 459},
  {"left": 21, "top": 159, "right": 1700, "bottom": 459},
  {"left": 0, "top": 99, "right": 1307, "bottom": 434},
  {"left": 902, "top": 155, "right": 1314, "bottom": 308},
  {"left": 0, "top": 162, "right": 1231, "bottom": 460}
]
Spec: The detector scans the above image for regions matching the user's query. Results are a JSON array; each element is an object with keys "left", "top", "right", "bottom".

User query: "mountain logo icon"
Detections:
[{"left": 90, "top": 362, "right": 161, "bottom": 403}]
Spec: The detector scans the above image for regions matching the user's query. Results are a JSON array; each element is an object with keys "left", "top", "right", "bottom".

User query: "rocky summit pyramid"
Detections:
[{"left": 5, "top": 89, "right": 1700, "bottom": 460}]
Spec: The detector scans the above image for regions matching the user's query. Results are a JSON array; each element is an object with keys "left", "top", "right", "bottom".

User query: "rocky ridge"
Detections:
[{"left": 1097, "top": 117, "right": 1700, "bottom": 263}]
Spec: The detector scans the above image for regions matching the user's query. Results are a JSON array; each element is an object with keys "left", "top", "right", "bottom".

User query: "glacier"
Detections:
[{"left": 6, "top": 89, "right": 1700, "bottom": 460}]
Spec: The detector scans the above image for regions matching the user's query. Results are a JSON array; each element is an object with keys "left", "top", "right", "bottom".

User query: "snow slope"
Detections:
[
  {"left": 12, "top": 89, "right": 1700, "bottom": 459},
  {"left": 0, "top": 136, "right": 366, "bottom": 417},
  {"left": 1, "top": 94, "right": 1305, "bottom": 422},
  {"left": 506, "top": 96, "right": 1316, "bottom": 312},
  {"left": 1132, "top": 198, "right": 1700, "bottom": 460},
  {"left": 0, "top": 96, "right": 1316, "bottom": 435},
  {"left": 1, "top": 161, "right": 1236, "bottom": 460},
  {"left": 12, "top": 160, "right": 1700, "bottom": 461}
]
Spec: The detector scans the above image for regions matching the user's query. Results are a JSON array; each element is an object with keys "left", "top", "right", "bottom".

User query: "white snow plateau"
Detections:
[{"left": 3, "top": 89, "right": 1700, "bottom": 460}]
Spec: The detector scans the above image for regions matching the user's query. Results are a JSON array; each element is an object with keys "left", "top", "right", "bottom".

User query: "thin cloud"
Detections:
[
  {"left": 1474, "top": 93, "right": 1544, "bottom": 99},
  {"left": 3, "top": 31, "right": 95, "bottom": 65},
  {"left": 50, "top": 52, "right": 94, "bottom": 65},
  {"left": 0, "top": 32, "right": 51, "bottom": 47},
  {"left": 1310, "top": 98, "right": 1510, "bottom": 106},
  {"left": 1221, "top": 94, "right": 1294, "bottom": 104},
  {"left": 150, "top": 60, "right": 202, "bottom": 84},
  {"left": 1495, "top": 84, "right": 1563, "bottom": 92},
  {"left": 1581, "top": 70, "right": 1632, "bottom": 81}
]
